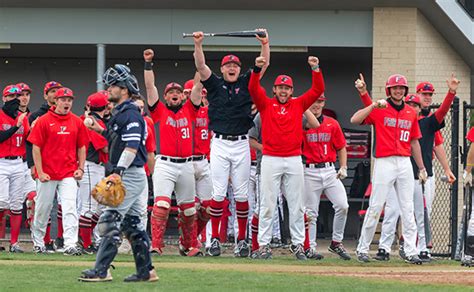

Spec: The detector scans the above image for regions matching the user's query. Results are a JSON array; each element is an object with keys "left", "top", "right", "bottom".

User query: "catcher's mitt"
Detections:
[{"left": 92, "top": 174, "right": 126, "bottom": 207}]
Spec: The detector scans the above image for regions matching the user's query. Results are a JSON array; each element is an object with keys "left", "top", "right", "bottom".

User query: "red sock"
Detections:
[
  {"left": 79, "top": 215, "right": 92, "bottom": 248},
  {"left": 331, "top": 240, "right": 340, "bottom": 247},
  {"left": 304, "top": 214, "right": 310, "bottom": 250},
  {"left": 209, "top": 199, "right": 225, "bottom": 239},
  {"left": 44, "top": 223, "right": 51, "bottom": 244},
  {"left": 235, "top": 201, "right": 249, "bottom": 241},
  {"left": 0, "top": 210, "right": 6, "bottom": 239},
  {"left": 9, "top": 210, "right": 22, "bottom": 244},
  {"left": 57, "top": 205, "right": 63, "bottom": 238},
  {"left": 251, "top": 215, "right": 259, "bottom": 251}
]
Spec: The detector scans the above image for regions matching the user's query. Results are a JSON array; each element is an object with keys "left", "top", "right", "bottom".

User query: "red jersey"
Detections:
[
  {"left": 363, "top": 102, "right": 421, "bottom": 158},
  {"left": 0, "top": 110, "right": 30, "bottom": 158},
  {"left": 248, "top": 70, "right": 325, "bottom": 157},
  {"left": 250, "top": 147, "right": 257, "bottom": 161},
  {"left": 28, "top": 108, "right": 89, "bottom": 180},
  {"left": 303, "top": 116, "right": 346, "bottom": 163},
  {"left": 434, "top": 131, "right": 444, "bottom": 146},
  {"left": 149, "top": 100, "right": 196, "bottom": 158},
  {"left": 144, "top": 115, "right": 156, "bottom": 176},
  {"left": 194, "top": 106, "right": 210, "bottom": 157},
  {"left": 81, "top": 116, "right": 109, "bottom": 164},
  {"left": 467, "top": 127, "right": 474, "bottom": 143}
]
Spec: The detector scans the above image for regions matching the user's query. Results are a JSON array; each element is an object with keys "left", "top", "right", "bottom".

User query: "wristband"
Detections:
[
  {"left": 261, "top": 40, "right": 269, "bottom": 45},
  {"left": 467, "top": 164, "right": 474, "bottom": 167},
  {"left": 311, "top": 65, "right": 320, "bottom": 71},
  {"left": 144, "top": 62, "right": 153, "bottom": 71},
  {"left": 78, "top": 168, "right": 84, "bottom": 173}
]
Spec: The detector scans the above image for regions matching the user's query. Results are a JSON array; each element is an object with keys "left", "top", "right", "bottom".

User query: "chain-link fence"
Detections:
[{"left": 430, "top": 98, "right": 459, "bottom": 257}]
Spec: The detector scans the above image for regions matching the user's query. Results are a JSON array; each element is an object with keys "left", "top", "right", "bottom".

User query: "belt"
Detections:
[
  {"left": 160, "top": 156, "right": 192, "bottom": 163},
  {"left": 305, "top": 162, "right": 334, "bottom": 169},
  {"left": 251, "top": 161, "right": 258, "bottom": 166},
  {"left": 215, "top": 133, "right": 247, "bottom": 141},
  {"left": 192, "top": 155, "right": 207, "bottom": 161},
  {"left": 2, "top": 156, "right": 22, "bottom": 160}
]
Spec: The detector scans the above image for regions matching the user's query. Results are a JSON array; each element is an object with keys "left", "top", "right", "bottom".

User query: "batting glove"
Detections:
[
  {"left": 418, "top": 168, "right": 428, "bottom": 184},
  {"left": 463, "top": 170, "right": 472, "bottom": 187},
  {"left": 336, "top": 166, "right": 348, "bottom": 180}
]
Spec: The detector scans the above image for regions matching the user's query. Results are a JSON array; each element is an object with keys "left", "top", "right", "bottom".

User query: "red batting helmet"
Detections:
[
  {"left": 416, "top": 82, "right": 435, "bottom": 94},
  {"left": 221, "top": 55, "right": 241, "bottom": 67},
  {"left": 55, "top": 87, "right": 75, "bottom": 99},
  {"left": 44, "top": 81, "right": 63, "bottom": 95},
  {"left": 3, "top": 85, "right": 21, "bottom": 97},
  {"left": 87, "top": 92, "right": 109, "bottom": 108},
  {"left": 184, "top": 79, "right": 194, "bottom": 91},
  {"left": 405, "top": 93, "right": 421, "bottom": 106},
  {"left": 164, "top": 82, "right": 183, "bottom": 95},
  {"left": 274, "top": 75, "right": 293, "bottom": 88},
  {"left": 16, "top": 83, "right": 32, "bottom": 93},
  {"left": 385, "top": 74, "right": 408, "bottom": 97}
]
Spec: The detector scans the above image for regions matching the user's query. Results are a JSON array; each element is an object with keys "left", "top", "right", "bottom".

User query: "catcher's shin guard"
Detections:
[
  {"left": 466, "top": 236, "right": 474, "bottom": 257},
  {"left": 151, "top": 197, "right": 171, "bottom": 250},
  {"left": 25, "top": 191, "right": 36, "bottom": 228},
  {"left": 194, "top": 200, "right": 211, "bottom": 245},
  {"left": 94, "top": 211, "right": 122, "bottom": 275},
  {"left": 179, "top": 203, "right": 197, "bottom": 250},
  {"left": 122, "top": 215, "right": 154, "bottom": 278}
]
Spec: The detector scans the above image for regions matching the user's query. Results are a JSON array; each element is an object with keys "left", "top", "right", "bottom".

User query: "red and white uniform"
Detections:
[
  {"left": 356, "top": 99, "right": 422, "bottom": 257},
  {"left": 249, "top": 69, "right": 325, "bottom": 247},
  {"left": 303, "top": 116, "right": 349, "bottom": 248},
  {"left": 28, "top": 108, "right": 89, "bottom": 250},
  {"left": 193, "top": 106, "right": 212, "bottom": 201},
  {"left": 144, "top": 115, "right": 156, "bottom": 176}
]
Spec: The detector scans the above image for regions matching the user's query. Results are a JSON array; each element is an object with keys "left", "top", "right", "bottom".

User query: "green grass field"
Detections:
[{"left": 0, "top": 253, "right": 472, "bottom": 291}]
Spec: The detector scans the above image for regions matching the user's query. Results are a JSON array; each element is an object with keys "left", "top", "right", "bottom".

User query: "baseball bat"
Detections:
[
  {"left": 421, "top": 182, "right": 433, "bottom": 248},
  {"left": 183, "top": 30, "right": 266, "bottom": 38}
]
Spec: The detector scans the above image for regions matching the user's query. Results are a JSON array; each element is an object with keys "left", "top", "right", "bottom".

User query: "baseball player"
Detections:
[
  {"left": 80, "top": 64, "right": 157, "bottom": 282},
  {"left": 28, "top": 87, "right": 89, "bottom": 255},
  {"left": 26, "top": 81, "right": 64, "bottom": 252},
  {"left": 192, "top": 29, "right": 270, "bottom": 257},
  {"left": 462, "top": 127, "right": 474, "bottom": 266},
  {"left": 78, "top": 91, "right": 110, "bottom": 254},
  {"left": 352, "top": 73, "right": 427, "bottom": 264},
  {"left": 249, "top": 55, "right": 325, "bottom": 260},
  {"left": 302, "top": 95, "right": 351, "bottom": 260},
  {"left": 143, "top": 49, "right": 203, "bottom": 257},
  {"left": 0, "top": 85, "right": 29, "bottom": 253}
]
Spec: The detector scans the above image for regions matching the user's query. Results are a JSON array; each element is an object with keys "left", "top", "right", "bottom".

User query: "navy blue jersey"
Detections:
[{"left": 105, "top": 100, "right": 147, "bottom": 168}]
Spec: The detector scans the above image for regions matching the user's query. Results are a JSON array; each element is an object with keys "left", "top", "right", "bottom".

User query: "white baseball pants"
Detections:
[
  {"left": 23, "top": 162, "right": 36, "bottom": 195},
  {"left": 153, "top": 157, "right": 196, "bottom": 205},
  {"left": 0, "top": 158, "right": 25, "bottom": 211},
  {"left": 193, "top": 159, "right": 212, "bottom": 201},
  {"left": 78, "top": 161, "right": 105, "bottom": 217}
]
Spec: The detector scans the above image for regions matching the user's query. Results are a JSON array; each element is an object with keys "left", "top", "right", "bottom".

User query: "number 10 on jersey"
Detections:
[{"left": 400, "top": 130, "right": 410, "bottom": 142}]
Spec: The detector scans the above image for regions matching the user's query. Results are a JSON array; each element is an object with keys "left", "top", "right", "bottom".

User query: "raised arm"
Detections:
[
  {"left": 143, "top": 49, "right": 160, "bottom": 107},
  {"left": 434, "top": 73, "right": 460, "bottom": 123},
  {"left": 248, "top": 56, "right": 269, "bottom": 111},
  {"left": 355, "top": 73, "right": 372, "bottom": 107},
  {"left": 190, "top": 71, "right": 203, "bottom": 107},
  {"left": 303, "top": 109, "right": 320, "bottom": 129},
  {"left": 255, "top": 28, "right": 270, "bottom": 78},
  {"left": 193, "top": 32, "right": 212, "bottom": 82},
  {"left": 300, "top": 56, "right": 325, "bottom": 110}
]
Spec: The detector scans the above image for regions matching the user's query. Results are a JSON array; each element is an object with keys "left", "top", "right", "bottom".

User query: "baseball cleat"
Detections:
[
  {"left": 182, "top": 247, "right": 203, "bottom": 257},
  {"left": 78, "top": 268, "right": 113, "bottom": 282},
  {"left": 257, "top": 245, "right": 272, "bottom": 260},
  {"left": 150, "top": 248, "right": 162, "bottom": 256},
  {"left": 33, "top": 246, "right": 47, "bottom": 254},
  {"left": 270, "top": 237, "right": 283, "bottom": 248},
  {"left": 234, "top": 240, "right": 250, "bottom": 258},
  {"left": 250, "top": 250, "right": 260, "bottom": 259},
  {"left": 356, "top": 252, "right": 370, "bottom": 263},
  {"left": 405, "top": 254, "right": 423, "bottom": 265},
  {"left": 419, "top": 251, "right": 432, "bottom": 263},
  {"left": 45, "top": 241, "right": 55, "bottom": 253},
  {"left": 208, "top": 238, "right": 221, "bottom": 257},
  {"left": 123, "top": 269, "right": 159, "bottom": 282},
  {"left": 373, "top": 248, "right": 390, "bottom": 261},
  {"left": 9, "top": 243, "right": 24, "bottom": 253},
  {"left": 305, "top": 248, "right": 324, "bottom": 260},
  {"left": 398, "top": 240, "right": 406, "bottom": 260},
  {"left": 82, "top": 245, "right": 97, "bottom": 255},
  {"left": 64, "top": 246, "right": 82, "bottom": 256},
  {"left": 290, "top": 244, "right": 307, "bottom": 261},
  {"left": 328, "top": 243, "right": 351, "bottom": 260},
  {"left": 461, "top": 255, "right": 474, "bottom": 267},
  {"left": 55, "top": 237, "right": 65, "bottom": 253}
]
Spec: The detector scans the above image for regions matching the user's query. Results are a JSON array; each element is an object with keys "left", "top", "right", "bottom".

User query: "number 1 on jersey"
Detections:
[{"left": 181, "top": 128, "right": 190, "bottom": 139}]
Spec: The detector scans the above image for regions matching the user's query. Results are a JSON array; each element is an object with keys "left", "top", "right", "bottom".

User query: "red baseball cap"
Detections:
[
  {"left": 318, "top": 93, "right": 327, "bottom": 101},
  {"left": 2, "top": 85, "right": 21, "bottom": 97},
  {"left": 405, "top": 93, "right": 421, "bottom": 106},
  {"left": 44, "top": 81, "right": 63, "bottom": 95},
  {"left": 164, "top": 82, "right": 183, "bottom": 95},
  {"left": 16, "top": 82, "right": 32, "bottom": 93},
  {"left": 87, "top": 92, "right": 109, "bottom": 108},
  {"left": 184, "top": 79, "right": 194, "bottom": 91},
  {"left": 221, "top": 55, "right": 241, "bottom": 67},
  {"left": 55, "top": 87, "right": 75, "bottom": 99},
  {"left": 274, "top": 75, "right": 293, "bottom": 88},
  {"left": 416, "top": 82, "right": 435, "bottom": 94}
]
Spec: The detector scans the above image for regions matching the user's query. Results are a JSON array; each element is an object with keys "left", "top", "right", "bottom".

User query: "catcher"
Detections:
[{"left": 79, "top": 64, "right": 157, "bottom": 282}]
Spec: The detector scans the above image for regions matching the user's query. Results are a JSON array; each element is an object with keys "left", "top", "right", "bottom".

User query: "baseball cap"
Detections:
[
  {"left": 221, "top": 55, "right": 241, "bottom": 67},
  {"left": 273, "top": 75, "right": 293, "bottom": 88},
  {"left": 3, "top": 85, "right": 21, "bottom": 97},
  {"left": 164, "top": 82, "right": 183, "bottom": 95},
  {"left": 87, "top": 92, "right": 109, "bottom": 108},
  {"left": 184, "top": 79, "right": 194, "bottom": 91},
  {"left": 416, "top": 82, "right": 435, "bottom": 94},
  {"left": 405, "top": 93, "right": 421, "bottom": 106},
  {"left": 44, "top": 81, "right": 63, "bottom": 95},
  {"left": 318, "top": 93, "right": 327, "bottom": 101},
  {"left": 16, "top": 82, "right": 32, "bottom": 93},
  {"left": 55, "top": 87, "right": 75, "bottom": 99}
]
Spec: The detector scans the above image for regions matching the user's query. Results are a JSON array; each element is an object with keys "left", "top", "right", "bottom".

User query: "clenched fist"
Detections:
[
  {"left": 255, "top": 56, "right": 266, "bottom": 68},
  {"left": 143, "top": 49, "right": 154, "bottom": 62},
  {"left": 193, "top": 31, "right": 204, "bottom": 45},
  {"left": 308, "top": 56, "right": 319, "bottom": 68},
  {"left": 373, "top": 99, "right": 387, "bottom": 109}
]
